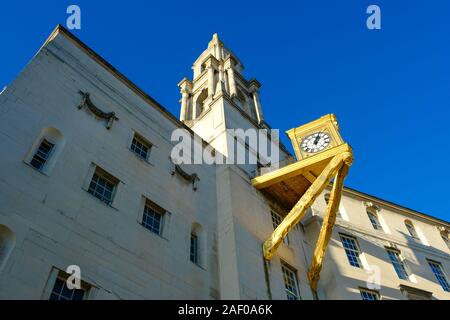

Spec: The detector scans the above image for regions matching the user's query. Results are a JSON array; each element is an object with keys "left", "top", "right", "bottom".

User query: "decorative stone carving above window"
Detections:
[
  {"left": 171, "top": 164, "right": 200, "bottom": 191},
  {"left": 77, "top": 90, "right": 119, "bottom": 129},
  {"left": 363, "top": 201, "right": 381, "bottom": 212}
]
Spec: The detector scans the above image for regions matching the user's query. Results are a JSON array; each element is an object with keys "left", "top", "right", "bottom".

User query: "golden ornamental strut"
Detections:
[{"left": 251, "top": 114, "right": 353, "bottom": 297}]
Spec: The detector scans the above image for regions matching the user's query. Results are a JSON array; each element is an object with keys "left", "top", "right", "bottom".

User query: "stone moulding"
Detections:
[
  {"left": 171, "top": 164, "right": 200, "bottom": 191},
  {"left": 77, "top": 90, "right": 119, "bottom": 129}
]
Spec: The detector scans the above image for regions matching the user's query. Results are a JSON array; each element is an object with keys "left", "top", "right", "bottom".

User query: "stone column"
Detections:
[
  {"left": 208, "top": 64, "right": 215, "bottom": 98},
  {"left": 224, "top": 67, "right": 230, "bottom": 93},
  {"left": 180, "top": 89, "right": 189, "bottom": 121},
  {"left": 227, "top": 67, "right": 237, "bottom": 97},
  {"left": 252, "top": 89, "right": 264, "bottom": 123},
  {"left": 192, "top": 92, "right": 200, "bottom": 120},
  {"left": 178, "top": 78, "right": 192, "bottom": 121}
]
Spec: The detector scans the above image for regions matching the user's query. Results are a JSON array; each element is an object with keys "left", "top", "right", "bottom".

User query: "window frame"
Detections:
[
  {"left": 404, "top": 220, "right": 421, "bottom": 243},
  {"left": 86, "top": 166, "right": 119, "bottom": 206},
  {"left": 339, "top": 234, "right": 363, "bottom": 268},
  {"left": 29, "top": 138, "right": 54, "bottom": 171},
  {"left": 359, "top": 287, "right": 380, "bottom": 300},
  {"left": 24, "top": 127, "right": 65, "bottom": 176},
  {"left": 190, "top": 233, "right": 199, "bottom": 265},
  {"left": 130, "top": 132, "right": 152, "bottom": 161},
  {"left": 49, "top": 275, "right": 86, "bottom": 301},
  {"left": 427, "top": 259, "right": 450, "bottom": 292},
  {"left": 386, "top": 248, "right": 410, "bottom": 280},
  {"left": 270, "top": 210, "right": 289, "bottom": 245},
  {"left": 42, "top": 268, "right": 96, "bottom": 300},
  {"left": 281, "top": 261, "right": 301, "bottom": 300},
  {"left": 367, "top": 210, "right": 383, "bottom": 231},
  {"left": 440, "top": 231, "right": 450, "bottom": 250},
  {"left": 141, "top": 199, "right": 165, "bottom": 236}
]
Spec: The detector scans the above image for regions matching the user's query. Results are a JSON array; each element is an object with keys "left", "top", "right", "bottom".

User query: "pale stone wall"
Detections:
[
  {"left": 306, "top": 189, "right": 450, "bottom": 300},
  {"left": 0, "top": 32, "right": 219, "bottom": 299}
]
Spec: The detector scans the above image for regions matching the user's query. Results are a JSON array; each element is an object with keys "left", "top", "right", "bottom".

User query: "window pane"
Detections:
[
  {"left": 281, "top": 262, "right": 300, "bottom": 300},
  {"left": 87, "top": 171, "right": 117, "bottom": 205},
  {"left": 405, "top": 221, "right": 420, "bottom": 241},
  {"left": 386, "top": 249, "right": 409, "bottom": 280},
  {"left": 340, "top": 235, "right": 363, "bottom": 268},
  {"left": 49, "top": 278, "right": 85, "bottom": 301},
  {"left": 131, "top": 135, "right": 150, "bottom": 160},
  {"left": 271, "top": 211, "right": 289, "bottom": 245},
  {"left": 442, "top": 234, "right": 450, "bottom": 250},
  {"left": 367, "top": 212, "right": 382, "bottom": 231},
  {"left": 30, "top": 139, "right": 54, "bottom": 171},
  {"left": 142, "top": 204, "right": 163, "bottom": 235},
  {"left": 428, "top": 261, "right": 450, "bottom": 292},
  {"left": 360, "top": 289, "right": 379, "bottom": 300},
  {"left": 190, "top": 234, "right": 198, "bottom": 264}
]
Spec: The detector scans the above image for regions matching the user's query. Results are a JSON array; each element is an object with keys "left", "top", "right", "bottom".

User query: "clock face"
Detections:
[{"left": 301, "top": 132, "right": 331, "bottom": 153}]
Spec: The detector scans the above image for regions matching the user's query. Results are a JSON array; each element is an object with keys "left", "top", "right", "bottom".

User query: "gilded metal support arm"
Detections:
[
  {"left": 262, "top": 151, "right": 353, "bottom": 260},
  {"left": 307, "top": 158, "right": 352, "bottom": 294}
]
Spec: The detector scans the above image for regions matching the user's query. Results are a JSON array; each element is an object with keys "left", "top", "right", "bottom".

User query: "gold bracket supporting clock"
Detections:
[{"left": 251, "top": 114, "right": 353, "bottom": 296}]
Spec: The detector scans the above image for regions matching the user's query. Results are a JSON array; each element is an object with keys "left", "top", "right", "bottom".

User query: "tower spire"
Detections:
[{"left": 178, "top": 34, "right": 265, "bottom": 127}]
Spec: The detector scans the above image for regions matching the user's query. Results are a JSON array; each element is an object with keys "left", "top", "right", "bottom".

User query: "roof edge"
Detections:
[
  {"left": 343, "top": 186, "right": 449, "bottom": 227},
  {"left": 41, "top": 25, "right": 201, "bottom": 142}
]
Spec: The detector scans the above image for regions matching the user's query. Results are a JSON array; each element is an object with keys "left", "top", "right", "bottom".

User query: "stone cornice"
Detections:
[
  {"left": 341, "top": 187, "right": 450, "bottom": 227},
  {"left": 305, "top": 211, "right": 450, "bottom": 261}
]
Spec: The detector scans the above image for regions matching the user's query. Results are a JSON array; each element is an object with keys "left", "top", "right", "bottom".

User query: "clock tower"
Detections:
[
  {"left": 178, "top": 34, "right": 286, "bottom": 171},
  {"left": 286, "top": 114, "right": 344, "bottom": 160}
]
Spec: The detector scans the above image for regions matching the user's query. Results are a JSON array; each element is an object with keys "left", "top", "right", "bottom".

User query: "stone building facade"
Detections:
[{"left": 0, "top": 25, "right": 449, "bottom": 300}]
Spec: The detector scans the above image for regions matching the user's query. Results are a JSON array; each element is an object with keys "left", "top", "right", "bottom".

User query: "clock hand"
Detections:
[{"left": 313, "top": 132, "right": 321, "bottom": 145}]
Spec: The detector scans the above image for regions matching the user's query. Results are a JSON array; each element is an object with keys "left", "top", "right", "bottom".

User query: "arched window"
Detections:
[
  {"left": 0, "top": 225, "right": 16, "bottom": 273},
  {"left": 235, "top": 89, "right": 247, "bottom": 112},
  {"left": 195, "top": 89, "right": 208, "bottom": 118},
  {"left": 25, "top": 127, "right": 65, "bottom": 174},
  {"left": 440, "top": 229, "right": 450, "bottom": 250},
  {"left": 404, "top": 220, "right": 420, "bottom": 243},
  {"left": 190, "top": 223, "right": 206, "bottom": 268},
  {"left": 367, "top": 210, "right": 383, "bottom": 231}
]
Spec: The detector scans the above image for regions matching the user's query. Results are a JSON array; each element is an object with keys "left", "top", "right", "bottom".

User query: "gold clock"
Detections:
[{"left": 286, "top": 114, "right": 344, "bottom": 160}]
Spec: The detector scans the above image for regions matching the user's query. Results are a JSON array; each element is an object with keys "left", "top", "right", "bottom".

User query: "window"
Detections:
[
  {"left": 190, "top": 233, "right": 198, "bottom": 264},
  {"left": 49, "top": 272, "right": 88, "bottom": 300},
  {"left": 271, "top": 211, "right": 289, "bottom": 245},
  {"left": 30, "top": 139, "right": 54, "bottom": 171},
  {"left": 386, "top": 248, "right": 409, "bottom": 280},
  {"left": 25, "top": 127, "right": 65, "bottom": 174},
  {"left": 367, "top": 210, "right": 382, "bottom": 231},
  {"left": 130, "top": 133, "right": 151, "bottom": 161},
  {"left": 195, "top": 89, "right": 208, "bottom": 117},
  {"left": 190, "top": 223, "right": 206, "bottom": 268},
  {"left": 360, "top": 288, "right": 380, "bottom": 300},
  {"left": 87, "top": 167, "right": 119, "bottom": 205},
  {"left": 281, "top": 261, "right": 301, "bottom": 300},
  {"left": 340, "top": 234, "right": 363, "bottom": 268},
  {"left": 428, "top": 260, "right": 450, "bottom": 292},
  {"left": 404, "top": 220, "right": 420, "bottom": 243},
  {"left": 142, "top": 199, "right": 164, "bottom": 235},
  {"left": 440, "top": 230, "right": 450, "bottom": 250}
]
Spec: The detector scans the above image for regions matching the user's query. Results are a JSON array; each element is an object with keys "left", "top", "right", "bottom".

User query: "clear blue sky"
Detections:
[{"left": 1, "top": 1, "right": 449, "bottom": 221}]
